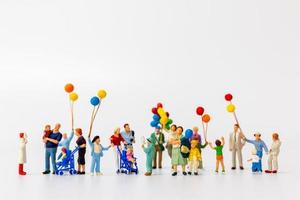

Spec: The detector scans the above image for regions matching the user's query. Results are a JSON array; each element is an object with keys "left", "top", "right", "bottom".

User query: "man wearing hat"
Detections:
[{"left": 150, "top": 126, "right": 165, "bottom": 169}]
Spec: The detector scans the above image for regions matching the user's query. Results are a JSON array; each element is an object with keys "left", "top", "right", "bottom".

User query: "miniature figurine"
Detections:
[
  {"left": 188, "top": 140, "right": 201, "bottom": 175},
  {"left": 88, "top": 134, "right": 111, "bottom": 176},
  {"left": 247, "top": 148, "right": 261, "bottom": 172},
  {"left": 59, "top": 130, "right": 74, "bottom": 150},
  {"left": 43, "top": 125, "right": 52, "bottom": 139},
  {"left": 43, "top": 123, "right": 62, "bottom": 175},
  {"left": 164, "top": 124, "right": 177, "bottom": 160},
  {"left": 142, "top": 138, "right": 154, "bottom": 176},
  {"left": 18, "top": 133, "right": 27, "bottom": 176},
  {"left": 126, "top": 146, "right": 136, "bottom": 164},
  {"left": 209, "top": 137, "right": 225, "bottom": 173},
  {"left": 75, "top": 128, "right": 86, "bottom": 175},
  {"left": 265, "top": 133, "right": 281, "bottom": 174},
  {"left": 191, "top": 127, "right": 208, "bottom": 169},
  {"left": 150, "top": 126, "right": 165, "bottom": 169},
  {"left": 110, "top": 127, "right": 125, "bottom": 173},
  {"left": 244, "top": 132, "right": 268, "bottom": 172},
  {"left": 121, "top": 123, "right": 135, "bottom": 149},
  {"left": 229, "top": 124, "right": 245, "bottom": 170}
]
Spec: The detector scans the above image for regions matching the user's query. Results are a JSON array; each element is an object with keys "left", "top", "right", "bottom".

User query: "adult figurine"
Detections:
[
  {"left": 229, "top": 124, "right": 245, "bottom": 170},
  {"left": 121, "top": 123, "right": 135, "bottom": 149},
  {"left": 150, "top": 126, "right": 165, "bottom": 169}
]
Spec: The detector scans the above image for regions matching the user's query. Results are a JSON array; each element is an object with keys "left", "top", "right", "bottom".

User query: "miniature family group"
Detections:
[{"left": 17, "top": 84, "right": 282, "bottom": 177}]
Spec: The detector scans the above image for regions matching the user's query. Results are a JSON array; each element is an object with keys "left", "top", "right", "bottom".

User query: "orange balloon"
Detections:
[
  {"left": 202, "top": 114, "right": 211, "bottom": 123},
  {"left": 64, "top": 83, "right": 74, "bottom": 93}
]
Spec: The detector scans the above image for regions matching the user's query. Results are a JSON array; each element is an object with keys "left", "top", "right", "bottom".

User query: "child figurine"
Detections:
[
  {"left": 18, "top": 133, "right": 27, "bottom": 176},
  {"left": 265, "top": 133, "right": 281, "bottom": 174},
  {"left": 75, "top": 128, "right": 86, "bottom": 175},
  {"left": 126, "top": 146, "right": 136, "bottom": 164},
  {"left": 209, "top": 137, "right": 225, "bottom": 173},
  {"left": 57, "top": 147, "right": 68, "bottom": 161},
  {"left": 188, "top": 140, "right": 201, "bottom": 175},
  {"left": 142, "top": 138, "right": 154, "bottom": 176},
  {"left": 43, "top": 125, "right": 52, "bottom": 139},
  {"left": 88, "top": 134, "right": 111, "bottom": 176},
  {"left": 248, "top": 149, "right": 261, "bottom": 172}
]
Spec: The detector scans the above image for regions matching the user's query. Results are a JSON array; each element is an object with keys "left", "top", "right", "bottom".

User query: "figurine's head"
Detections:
[
  {"left": 272, "top": 133, "right": 279, "bottom": 141},
  {"left": 114, "top": 128, "right": 121, "bottom": 135},
  {"left": 54, "top": 123, "right": 61, "bottom": 132},
  {"left": 127, "top": 146, "right": 133, "bottom": 153},
  {"left": 61, "top": 147, "right": 67, "bottom": 154},
  {"left": 191, "top": 140, "right": 198, "bottom": 148},
  {"left": 92, "top": 136, "right": 100, "bottom": 144},
  {"left": 193, "top": 127, "right": 199, "bottom": 134},
  {"left": 251, "top": 148, "right": 257, "bottom": 155},
  {"left": 45, "top": 125, "right": 51, "bottom": 131},
  {"left": 155, "top": 126, "right": 161, "bottom": 133},
  {"left": 62, "top": 133, "right": 68, "bottom": 139},
  {"left": 254, "top": 132, "right": 261, "bottom": 140},
  {"left": 215, "top": 139, "right": 222, "bottom": 146},
  {"left": 234, "top": 124, "right": 240, "bottom": 132},
  {"left": 124, "top": 123, "right": 130, "bottom": 132},
  {"left": 177, "top": 126, "right": 184, "bottom": 135},
  {"left": 19, "top": 133, "right": 25, "bottom": 138},
  {"left": 170, "top": 124, "right": 177, "bottom": 132},
  {"left": 75, "top": 128, "right": 83, "bottom": 137}
]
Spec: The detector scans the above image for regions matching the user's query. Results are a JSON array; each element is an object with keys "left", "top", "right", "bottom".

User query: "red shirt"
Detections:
[{"left": 110, "top": 134, "right": 125, "bottom": 146}]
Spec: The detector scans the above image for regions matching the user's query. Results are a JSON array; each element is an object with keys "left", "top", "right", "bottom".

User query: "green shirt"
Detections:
[{"left": 214, "top": 146, "right": 223, "bottom": 156}]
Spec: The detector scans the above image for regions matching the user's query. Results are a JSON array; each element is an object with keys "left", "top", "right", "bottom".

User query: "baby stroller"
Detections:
[
  {"left": 117, "top": 146, "right": 138, "bottom": 175},
  {"left": 55, "top": 147, "right": 79, "bottom": 176}
]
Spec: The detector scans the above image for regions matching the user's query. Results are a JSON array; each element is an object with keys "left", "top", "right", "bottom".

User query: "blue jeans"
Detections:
[
  {"left": 91, "top": 154, "right": 101, "bottom": 173},
  {"left": 257, "top": 150, "right": 263, "bottom": 172},
  {"left": 45, "top": 148, "right": 57, "bottom": 172}
]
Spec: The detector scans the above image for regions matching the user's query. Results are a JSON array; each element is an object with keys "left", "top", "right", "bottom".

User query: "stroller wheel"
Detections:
[
  {"left": 69, "top": 169, "right": 76, "bottom": 175},
  {"left": 58, "top": 171, "right": 64, "bottom": 176}
]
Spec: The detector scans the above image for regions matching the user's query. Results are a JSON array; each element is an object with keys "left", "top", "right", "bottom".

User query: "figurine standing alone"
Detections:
[{"left": 18, "top": 133, "right": 27, "bottom": 176}]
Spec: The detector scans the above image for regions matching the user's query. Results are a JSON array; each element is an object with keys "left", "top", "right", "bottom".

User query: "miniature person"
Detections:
[
  {"left": 150, "top": 126, "right": 165, "bottom": 169},
  {"left": 43, "top": 123, "right": 62, "bottom": 175},
  {"left": 126, "top": 146, "right": 136, "bottom": 164},
  {"left": 75, "top": 128, "right": 86, "bottom": 175},
  {"left": 191, "top": 127, "right": 208, "bottom": 169},
  {"left": 170, "top": 126, "right": 187, "bottom": 176},
  {"left": 188, "top": 140, "right": 201, "bottom": 175},
  {"left": 164, "top": 124, "right": 177, "bottom": 159},
  {"left": 110, "top": 127, "right": 125, "bottom": 173},
  {"left": 244, "top": 132, "right": 268, "bottom": 172},
  {"left": 229, "top": 124, "right": 245, "bottom": 170},
  {"left": 43, "top": 125, "right": 52, "bottom": 139},
  {"left": 142, "top": 138, "right": 155, "bottom": 176},
  {"left": 209, "top": 137, "right": 225, "bottom": 173},
  {"left": 59, "top": 130, "right": 74, "bottom": 150},
  {"left": 265, "top": 133, "right": 281, "bottom": 174},
  {"left": 247, "top": 149, "right": 261, "bottom": 172},
  {"left": 18, "top": 133, "right": 27, "bottom": 175},
  {"left": 88, "top": 134, "right": 111, "bottom": 176},
  {"left": 121, "top": 123, "right": 135, "bottom": 149},
  {"left": 57, "top": 147, "right": 68, "bottom": 161}
]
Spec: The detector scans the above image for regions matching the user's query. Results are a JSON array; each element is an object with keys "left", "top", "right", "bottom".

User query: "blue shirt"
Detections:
[
  {"left": 246, "top": 139, "right": 268, "bottom": 153},
  {"left": 121, "top": 131, "right": 135, "bottom": 144},
  {"left": 58, "top": 131, "right": 74, "bottom": 150},
  {"left": 46, "top": 132, "right": 62, "bottom": 148}
]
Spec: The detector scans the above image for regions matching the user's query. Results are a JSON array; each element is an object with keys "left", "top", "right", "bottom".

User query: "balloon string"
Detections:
[
  {"left": 69, "top": 100, "right": 74, "bottom": 130},
  {"left": 88, "top": 107, "right": 96, "bottom": 138},
  {"left": 201, "top": 120, "right": 206, "bottom": 141}
]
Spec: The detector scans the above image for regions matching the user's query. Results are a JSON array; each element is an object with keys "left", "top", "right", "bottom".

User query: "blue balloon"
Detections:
[
  {"left": 153, "top": 114, "right": 160, "bottom": 121},
  {"left": 185, "top": 129, "right": 193, "bottom": 139},
  {"left": 90, "top": 96, "right": 100, "bottom": 106},
  {"left": 150, "top": 121, "right": 159, "bottom": 128}
]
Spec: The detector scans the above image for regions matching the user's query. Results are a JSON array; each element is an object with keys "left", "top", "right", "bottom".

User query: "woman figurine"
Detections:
[
  {"left": 18, "top": 133, "right": 27, "bottom": 176},
  {"left": 110, "top": 128, "right": 125, "bottom": 173}
]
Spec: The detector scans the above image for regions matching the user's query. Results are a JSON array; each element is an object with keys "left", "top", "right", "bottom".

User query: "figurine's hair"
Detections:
[
  {"left": 171, "top": 124, "right": 177, "bottom": 130},
  {"left": 92, "top": 136, "right": 100, "bottom": 143},
  {"left": 272, "top": 133, "right": 279, "bottom": 140},
  {"left": 177, "top": 126, "right": 184, "bottom": 132},
  {"left": 114, "top": 128, "right": 120, "bottom": 134},
  {"left": 45, "top": 124, "right": 51, "bottom": 129},
  {"left": 215, "top": 139, "right": 221, "bottom": 146},
  {"left": 124, "top": 123, "right": 129, "bottom": 128},
  {"left": 234, "top": 124, "right": 239, "bottom": 128},
  {"left": 254, "top": 132, "right": 261, "bottom": 137},
  {"left": 75, "top": 128, "right": 83, "bottom": 135}
]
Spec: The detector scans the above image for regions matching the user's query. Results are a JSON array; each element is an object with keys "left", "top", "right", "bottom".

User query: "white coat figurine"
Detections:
[{"left": 18, "top": 133, "right": 27, "bottom": 175}]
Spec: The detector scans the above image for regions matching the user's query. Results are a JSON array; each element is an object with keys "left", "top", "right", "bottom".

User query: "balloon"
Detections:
[
  {"left": 167, "top": 119, "right": 173, "bottom": 125},
  {"left": 90, "top": 96, "right": 100, "bottom": 106},
  {"left": 153, "top": 114, "right": 160, "bottom": 121},
  {"left": 157, "top": 103, "right": 163, "bottom": 108},
  {"left": 185, "top": 129, "right": 193, "bottom": 139},
  {"left": 196, "top": 107, "right": 205, "bottom": 116},
  {"left": 152, "top": 107, "right": 158, "bottom": 115},
  {"left": 157, "top": 108, "right": 164, "bottom": 116},
  {"left": 69, "top": 92, "right": 78, "bottom": 102},
  {"left": 165, "top": 124, "right": 170, "bottom": 130},
  {"left": 202, "top": 114, "right": 211, "bottom": 123},
  {"left": 150, "top": 121, "right": 159, "bottom": 128},
  {"left": 225, "top": 93, "right": 233, "bottom": 101},
  {"left": 98, "top": 90, "right": 107, "bottom": 99},
  {"left": 227, "top": 104, "right": 236, "bottom": 113},
  {"left": 64, "top": 83, "right": 74, "bottom": 93},
  {"left": 160, "top": 117, "right": 168, "bottom": 125},
  {"left": 166, "top": 112, "right": 170, "bottom": 117}
]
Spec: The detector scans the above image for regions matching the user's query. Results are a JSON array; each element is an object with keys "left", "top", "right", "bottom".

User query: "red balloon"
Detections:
[
  {"left": 166, "top": 112, "right": 170, "bottom": 117},
  {"left": 157, "top": 103, "right": 163, "bottom": 108},
  {"left": 152, "top": 107, "right": 158, "bottom": 114},
  {"left": 225, "top": 93, "right": 233, "bottom": 101},
  {"left": 196, "top": 107, "right": 205, "bottom": 116}
]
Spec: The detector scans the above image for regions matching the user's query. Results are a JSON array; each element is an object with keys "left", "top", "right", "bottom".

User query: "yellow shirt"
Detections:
[{"left": 189, "top": 148, "right": 201, "bottom": 161}]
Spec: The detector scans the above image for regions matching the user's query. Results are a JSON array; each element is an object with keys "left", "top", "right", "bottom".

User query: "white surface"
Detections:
[{"left": 0, "top": 0, "right": 300, "bottom": 200}]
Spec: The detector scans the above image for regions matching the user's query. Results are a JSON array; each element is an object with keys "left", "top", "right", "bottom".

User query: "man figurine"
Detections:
[
  {"left": 150, "top": 126, "right": 165, "bottom": 169},
  {"left": 121, "top": 123, "right": 135, "bottom": 149},
  {"left": 229, "top": 124, "right": 245, "bottom": 170}
]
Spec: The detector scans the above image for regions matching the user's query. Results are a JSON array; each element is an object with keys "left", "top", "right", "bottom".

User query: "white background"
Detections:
[{"left": 0, "top": 0, "right": 299, "bottom": 200}]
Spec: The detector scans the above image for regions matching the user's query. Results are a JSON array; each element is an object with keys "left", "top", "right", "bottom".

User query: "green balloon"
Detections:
[{"left": 167, "top": 119, "right": 173, "bottom": 125}]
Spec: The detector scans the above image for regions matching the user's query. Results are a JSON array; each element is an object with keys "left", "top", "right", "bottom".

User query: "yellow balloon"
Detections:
[
  {"left": 160, "top": 117, "right": 168, "bottom": 125},
  {"left": 98, "top": 90, "right": 107, "bottom": 99},
  {"left": 157, "top": 108, "right": 164, "bottom": 116},
  {"left": 69, "top": 92, "right": 79, "bottom": 102},
  {"left": 227, "top": 104, "right": 236, "bottom": 113}
]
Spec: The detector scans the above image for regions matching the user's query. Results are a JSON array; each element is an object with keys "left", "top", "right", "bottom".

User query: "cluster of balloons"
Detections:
[
  {"left": 196, "top": 106, "right": 211, "bottom": 140},
  {"left": 150, "top": 103, "right": 173, "bottom": 130},
  {"left": 65, "top": 83, "right": 79, "bottom": 102},
  {"left": 225, "top": 93, "right": 236, "bottom": 113}
]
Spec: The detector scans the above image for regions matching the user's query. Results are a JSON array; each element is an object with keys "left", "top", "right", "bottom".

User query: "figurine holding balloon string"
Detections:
[
  {"left": 64, "top": 83, "right": 78, "bottom": 130},
  {"left": 88, "top": 90, "right": 107, "bottom": 137}
]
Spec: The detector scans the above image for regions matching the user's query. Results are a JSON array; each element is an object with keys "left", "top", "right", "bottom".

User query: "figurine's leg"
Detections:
[
  {"left": 216, "top": 160, "right": 219, "bottom": 172},
  {"left": 91, "top": 157, "right": 95, "bottom": 174},
  {"left": 50, "top": 148, "right": 57, "bottom": 172},
  {"left": 45, "top": 148, "right": 50, "bottom": 172},
  {"left": 268, "top": 155, "right": 273, "bottom": 171},
  {"left": 96, "top": 157, "right": 100, "bottom": 174},
  {"left": 153, "top": 146, "right": 157, "bottom": 168},
  {"left": 158, "top": 149, "right": 162, "bottom": 168},
  {"left": 221, "top": 159, "right": 225, "bottom": 172},
  {"left": 232, "top": 148, "right": 237, "bottom": 168},
  {"left": 273, "top": 156, "right": 278, "bottom": 172},
  {"left": 237, "top": 148, "right": 243, "bottom": 168}
]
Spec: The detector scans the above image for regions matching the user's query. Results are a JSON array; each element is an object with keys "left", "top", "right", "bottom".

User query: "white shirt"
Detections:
[{"left": 251, "top": 155, "right": 260, "bottom": 163}]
